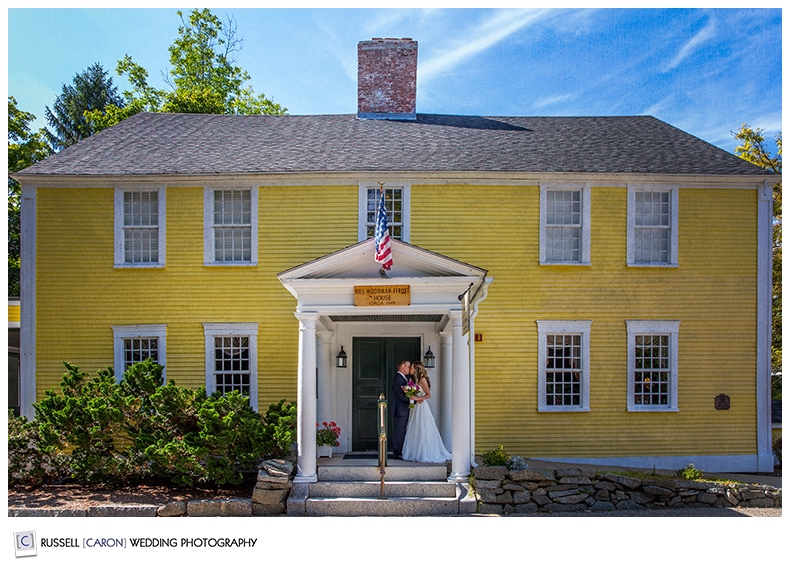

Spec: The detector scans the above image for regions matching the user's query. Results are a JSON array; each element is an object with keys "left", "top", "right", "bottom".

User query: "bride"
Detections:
[{"left": 402, "top": 361, "right": 452, "bottom": 463}]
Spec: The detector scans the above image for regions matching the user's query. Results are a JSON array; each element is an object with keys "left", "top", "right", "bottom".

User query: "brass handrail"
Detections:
[{"left": 377, "top": 393, "right": 387, "bottom": 499}]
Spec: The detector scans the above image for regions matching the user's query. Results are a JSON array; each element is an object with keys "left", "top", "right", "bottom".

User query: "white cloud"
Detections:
[
  {"left": 662, "top": 19, "right": 717, "bottom": 72},
  {"left": 418, "top": 9, "right": 551, "bottom": 83},
  {"left": 533, "top": 93, "right": 577, "bottom": 110},
  {"left": 641, "top": 95, "right": 675, "bottom": 118}
]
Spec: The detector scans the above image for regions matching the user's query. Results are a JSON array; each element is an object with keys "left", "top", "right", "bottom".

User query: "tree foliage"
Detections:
[
  {"left": 44, "top": 63, "right": 125, "bottom": 151},
  {"left": 734, "top": 124, "right": 782, "bottom": 399},
  {"left": 8, "top": 97, "right": 51, "bottom": 296},
  {"left": 85, "top": 9, "right": 285, "bottom": 130}
]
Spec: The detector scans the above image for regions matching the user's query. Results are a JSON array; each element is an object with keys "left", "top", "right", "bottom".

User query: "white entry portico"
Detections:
[{"left": 278, "top": 239, "right": 492, "bottom": 483}]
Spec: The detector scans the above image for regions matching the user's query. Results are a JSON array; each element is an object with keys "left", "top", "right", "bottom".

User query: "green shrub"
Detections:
[
  {"left": 676, "top": 463, "right": 705, "bottom": 480},
  {"left": 28, "top": 360, "right": 290, "bottom": 488},
  {"left": 482, "top": 445, "right": 511, "bottom": 466},
  {"left": 35, "top": 362, "right": 137, "bottom": 485},
  {"left": 8, "top": 410, "right": 66, "bottom": 487},
  {"left": 262, "top": 399, "right": 297, "bottom": 458}
]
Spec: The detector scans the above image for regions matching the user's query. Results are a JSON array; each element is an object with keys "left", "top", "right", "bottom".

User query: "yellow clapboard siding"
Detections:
[
  {"left": 413, "top": 184, "right": 758, "bottom": 457},
  {"left": 35, "top": 185, "right": 357, "bottom": 410},
  {"left": 34, "top": 183, "right": 759, "bottom": 459}
]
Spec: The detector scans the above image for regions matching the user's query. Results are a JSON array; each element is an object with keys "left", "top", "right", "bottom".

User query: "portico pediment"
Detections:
[
  {"left": 278, "top": 239, "right": 490, "bottom": 312},
  {"left": 278, "top": 238, "right": 487, "bottom": 281}
]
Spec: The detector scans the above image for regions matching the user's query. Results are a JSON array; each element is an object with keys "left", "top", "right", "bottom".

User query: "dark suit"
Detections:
[{"left": 391, "top": 371, "right": 411, "bottom": 457}]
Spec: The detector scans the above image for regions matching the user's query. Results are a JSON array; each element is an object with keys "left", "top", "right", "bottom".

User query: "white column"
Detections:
[
  {"left": 294, "top": 312, "right": 319, "bottom": 483},
  {"left": 439, "top": 329, "right": 453, "bottom": 450},
  {"left": 19, "top": 183, "right": 37, "bottom": 419},
  {"left": 448, "top": 310, "right": 471, "bottom": 482},
  {"left": 316, "top": 330, "right": 334, "bottom": 427},
  {"left": 756, "top": 180, "right": 774, "bottom": 472}
]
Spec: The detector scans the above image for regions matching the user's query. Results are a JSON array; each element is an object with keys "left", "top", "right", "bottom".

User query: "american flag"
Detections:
[{"left": 374, "top": 189, "right": 393, "bottom": 270}]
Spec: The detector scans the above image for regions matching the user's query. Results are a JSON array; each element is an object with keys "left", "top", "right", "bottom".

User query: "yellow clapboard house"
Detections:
[{"left": 12, "top": 39, "right": 777, "bottom": 482}]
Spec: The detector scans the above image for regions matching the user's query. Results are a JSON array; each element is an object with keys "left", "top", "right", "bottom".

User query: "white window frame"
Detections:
[
  {"left": 112, "top": 324, "right": 167, "bottom": 382},
  {"left": 539, "top": 183, "right": 591, "bottom": 265},
  {"left": 626, "top": 320, "right": 680, "bottom": 412},
  {"left": 358, "top": 182, "right": 410, "bottom": 242},
  {"left": 627, "top": 185, "right": 679, "bottom": 267},
  {"left": 203, "top": 322, "right": 258, "bottom": 410},
  {"left": 114, "top": 187, "right": 166, "bottom": 268},
  {"left": 537, "top": 320, "right": 591, "bottom": 412},
  {"left": 204, "top": 186, "right": 258, "bottom": 266}
]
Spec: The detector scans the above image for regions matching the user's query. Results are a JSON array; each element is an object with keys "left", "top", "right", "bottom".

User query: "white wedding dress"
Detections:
[{"left": 401, "top": 401, "right": 452, "bottom": 463}]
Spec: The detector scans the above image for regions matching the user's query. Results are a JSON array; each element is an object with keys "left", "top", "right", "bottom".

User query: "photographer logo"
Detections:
[{"left": 14, "top": 531, "right": 37, "bottom": 557}]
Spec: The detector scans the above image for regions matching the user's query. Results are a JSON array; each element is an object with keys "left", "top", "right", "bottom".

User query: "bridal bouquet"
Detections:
[{"left": 402, "top": 380, "right": 422, "bottom": 408}]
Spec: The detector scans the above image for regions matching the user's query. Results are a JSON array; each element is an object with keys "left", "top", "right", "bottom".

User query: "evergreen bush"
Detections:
[
  {"left": 481, "top": 445, "right": 511, "bottom": 466},
  {"left": 22, "top": 359, "right": 293, "bottom": 488},
  {"left": 8, "top": 410, "right": 66, "bottom": 487}
]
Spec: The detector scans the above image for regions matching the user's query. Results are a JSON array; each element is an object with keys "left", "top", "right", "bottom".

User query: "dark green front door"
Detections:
[{"left": 352, "top": 337, "right": 421, "bottom": 452}]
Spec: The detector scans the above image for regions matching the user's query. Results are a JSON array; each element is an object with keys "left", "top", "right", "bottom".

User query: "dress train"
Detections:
[{"left": 401, "top": 401, "right": 451, "bottom": 463}]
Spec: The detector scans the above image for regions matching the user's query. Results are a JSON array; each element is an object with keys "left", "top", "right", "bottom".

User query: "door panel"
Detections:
[{"left": 352, "top": 337, "right": 420, "bottom": 452}]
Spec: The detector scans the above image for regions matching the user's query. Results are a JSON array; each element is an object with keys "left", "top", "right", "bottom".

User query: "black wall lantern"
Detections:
[
  {"left": 336, "top": 346, "right": 348, "bottom": 368},
  {"left": 424, "top": 346, "right": 436, "bottom": 368}
]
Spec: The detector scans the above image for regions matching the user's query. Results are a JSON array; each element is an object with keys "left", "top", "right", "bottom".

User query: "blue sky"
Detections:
[{"left": 6, "top": 7, "right": 783, "bottom": 155}]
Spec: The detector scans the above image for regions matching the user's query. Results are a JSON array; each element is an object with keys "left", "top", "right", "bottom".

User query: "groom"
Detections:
[{"left": 391, "top": 360, "right": 412, "bottom": 460}]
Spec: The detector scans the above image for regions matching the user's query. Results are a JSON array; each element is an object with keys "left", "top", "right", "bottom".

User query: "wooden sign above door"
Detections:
[{"left": 354, "top": 285, "right": 411, "bottom": 307}]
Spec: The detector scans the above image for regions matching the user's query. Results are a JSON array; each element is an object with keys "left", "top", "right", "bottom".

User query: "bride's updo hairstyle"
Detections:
[{"left": 412, "top": 361, "right": 431, "bottom": 389}]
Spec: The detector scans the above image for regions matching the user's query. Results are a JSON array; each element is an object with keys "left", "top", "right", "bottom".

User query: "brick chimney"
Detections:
[{"left": 357, "top": 38, "right": 417, "bottom": 121}]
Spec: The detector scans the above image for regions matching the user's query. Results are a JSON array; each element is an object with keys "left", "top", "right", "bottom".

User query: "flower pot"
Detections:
[{"left": 317, "top": 445, "right": 333, "bottom": 458}]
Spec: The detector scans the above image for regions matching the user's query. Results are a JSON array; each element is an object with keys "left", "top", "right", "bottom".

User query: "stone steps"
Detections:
[
  {"left": 318, "top": 463, "right": 447, "bottom": 482},
  {"left": 287, "top": 462, "right": 475, "bottom": 516},
  {"left": 309, "top": 480, "right": 458, "bottom": 498}
]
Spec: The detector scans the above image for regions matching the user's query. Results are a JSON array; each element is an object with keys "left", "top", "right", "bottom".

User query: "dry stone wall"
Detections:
[{"left": 472, "top": 466, "right": 781, "bottom": 514}]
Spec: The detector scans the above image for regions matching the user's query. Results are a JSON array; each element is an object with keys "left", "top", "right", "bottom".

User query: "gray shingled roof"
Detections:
[{"left": 16, "top": 112, "right": 767, "bottom": 177}]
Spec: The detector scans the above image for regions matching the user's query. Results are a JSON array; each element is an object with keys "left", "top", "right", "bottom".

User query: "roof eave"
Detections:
[{"left": 11, "top": 170, "right": 780, "bottom": 189}]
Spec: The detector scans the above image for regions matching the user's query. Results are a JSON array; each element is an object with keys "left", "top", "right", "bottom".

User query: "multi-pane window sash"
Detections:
[
  {"left": 213, "top": 189, "right": 252, "bottom": 263},
  {"left": 633, "top": 334, "right": 670, "bottom": 406},
  {"left": 112, "top": 324, "right": 167, "bottom": 383},
  {"left": 365, "top": 187, "right": 403, "bottom": 240},
  {"left": 123, "top": 337, "right": 158, "bottom": 371},
  {"left": 626, "top": 320, "right": 679, "bottom": 411},
  {"left": 633, "top": 191, "right": 671, "bottom": 264},
  {"left": 545, "top": 334, "right": 583, "bottom": 407},
  {"left": 123, "top": 191, "right": 159, "bottom": 264},
  {"left": 544, "top": 190, "right": 582, "bottom": 263},
  {"left": 213, "top": 336, "right": 251, "bottom": 396}
]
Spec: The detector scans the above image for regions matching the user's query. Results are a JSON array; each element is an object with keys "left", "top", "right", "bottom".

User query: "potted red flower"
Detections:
[{"left": 316, "top": 421, "right": 341, "bottom": 457}]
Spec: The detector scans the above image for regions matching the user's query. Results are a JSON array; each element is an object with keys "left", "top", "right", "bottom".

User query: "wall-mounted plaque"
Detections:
[
  {"left": 354, "top": 285, "right": 411, "bottom": 307},
  {"left": 714, "top": 393, "right": 731, "bottom": 410}
]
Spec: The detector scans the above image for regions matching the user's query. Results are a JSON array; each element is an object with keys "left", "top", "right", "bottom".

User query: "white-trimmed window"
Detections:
[
  {"left": 203, "top": 323, "right": 258, "bottom": 410},
  {"left": 114, "top": 187, "right": 165, "bottom": 267},
  {"left": 627, "top": 186, "right": 678, "bottom": 266},
  {"left": 540, "top": 184, "right": 591, "bottom": 265},
  {"left": 358, "top": 182, "right": 410, "bottom": 242},
  {"left": 537, "top": 320, "right": 591, "bottom": 411},
  {"left": 627, "top": 320, "right": 680, "bottom": 411},
  {"left": 112, "top": 324, "right": 167, "bottom": 381},
  {"left": 204, "top": 187, "right": 258, "bottom": 265}
]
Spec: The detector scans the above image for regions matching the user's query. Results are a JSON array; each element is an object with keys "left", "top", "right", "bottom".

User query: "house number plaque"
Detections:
[{"left": 354, "top": 285, "right": 411, "bottom": 307}]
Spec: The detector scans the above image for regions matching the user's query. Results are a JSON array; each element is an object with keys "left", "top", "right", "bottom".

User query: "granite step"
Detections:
[
  {"left": 288, "top": 463, "right": 475, "bottom": 516},
  {"left": 308, "top": 480, "right": 457, "bottom": 498},
  {"left": 317, "top": 464, "right": 448, "bottom": 482}
]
